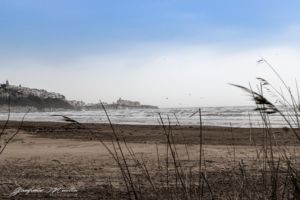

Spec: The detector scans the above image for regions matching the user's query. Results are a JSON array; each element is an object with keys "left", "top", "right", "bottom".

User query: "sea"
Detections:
[{"left": 0, "top": 106, "right": 291, "bottom": 128}]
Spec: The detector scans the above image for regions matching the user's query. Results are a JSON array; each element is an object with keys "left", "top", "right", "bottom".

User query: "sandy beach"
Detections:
[{"left": 0, "top": 121, "right": 299, "bottom": 199}]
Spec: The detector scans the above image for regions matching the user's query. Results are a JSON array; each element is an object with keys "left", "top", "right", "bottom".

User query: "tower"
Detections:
[{"left": 5, "top": 80, "right": 9, "bottom": 86}]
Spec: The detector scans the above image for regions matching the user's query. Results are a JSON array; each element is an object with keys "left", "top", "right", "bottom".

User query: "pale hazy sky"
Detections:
[{"left": 1, "top": 1, "right": 300, "bottom": 107}]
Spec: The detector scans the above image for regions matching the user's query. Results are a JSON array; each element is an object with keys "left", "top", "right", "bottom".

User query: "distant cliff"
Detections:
[
  {"left": 0, "top": 82, "right": 74, "bottom": 111},
  {"left": 0, "top": 81, "right": 158, "bottom": 112}
]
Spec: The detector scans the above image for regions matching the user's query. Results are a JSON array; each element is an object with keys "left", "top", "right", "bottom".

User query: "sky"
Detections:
[{"left": 1, "top": 0, "right": 300, "bottom": 107}]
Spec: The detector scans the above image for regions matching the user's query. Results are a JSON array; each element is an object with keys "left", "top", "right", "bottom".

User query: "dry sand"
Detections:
[{"left": 0, "top": 121, "right": 299, "bottom": 199}]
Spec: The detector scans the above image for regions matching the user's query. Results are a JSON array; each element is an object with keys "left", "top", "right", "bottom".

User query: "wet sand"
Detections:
[{"left": 0, "top": 121, "right": 298, "bottom": 145}]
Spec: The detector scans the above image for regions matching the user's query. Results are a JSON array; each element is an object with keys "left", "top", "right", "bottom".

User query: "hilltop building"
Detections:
[
  {"left": 1, "top": 80, "right": 10, "bottom": 88},
  {"left": 116, "top": 98, "right": 141, "bottom": 107}
]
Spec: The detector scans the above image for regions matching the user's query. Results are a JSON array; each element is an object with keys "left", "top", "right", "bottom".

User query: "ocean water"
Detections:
[{"left": 0, "top": 106, "right": 291, "bottom": 128}]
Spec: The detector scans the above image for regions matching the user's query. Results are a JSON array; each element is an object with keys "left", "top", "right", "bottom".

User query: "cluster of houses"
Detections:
[
  {"left": 115, "top": 98, "right": 141, "bottom": 107},
  {"left": 0, "top": 80, "right": 65, "bottom": 100},
  {"left": 80, "top": 98, "right": 158, "bottom": 110},
  {"left": 0, "top": 80, "right": 158, "bottom": 110}
]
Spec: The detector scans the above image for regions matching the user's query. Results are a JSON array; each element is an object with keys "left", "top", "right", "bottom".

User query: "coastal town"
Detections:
[
  {"left": 0, "top": 80, "right": 158, "bottom": 111},
  {"left": 0, "top": 80, "right": 65, "bottom": 100}
]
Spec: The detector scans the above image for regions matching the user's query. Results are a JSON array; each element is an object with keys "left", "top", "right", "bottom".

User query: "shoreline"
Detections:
[
  {"left": 0, "top": 106, "right": 290, "bottom": 128},
  {"left": 0, "top": 120, "right": 297, "bottom": 145}
]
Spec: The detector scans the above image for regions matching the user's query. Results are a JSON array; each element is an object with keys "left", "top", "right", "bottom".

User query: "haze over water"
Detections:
[{"left": 0, "top": 107, "right": 288, "bottom": 128}]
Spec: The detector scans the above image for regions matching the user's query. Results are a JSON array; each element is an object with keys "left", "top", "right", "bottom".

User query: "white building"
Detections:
[{"left": 116, "top": 98, "right": 141, "bottom": 107}]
